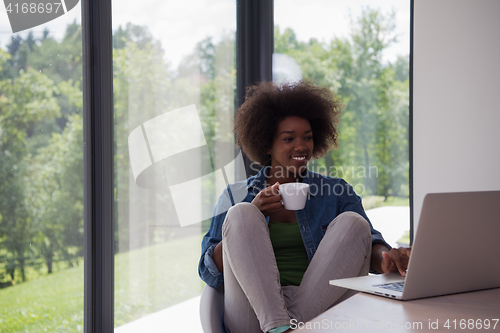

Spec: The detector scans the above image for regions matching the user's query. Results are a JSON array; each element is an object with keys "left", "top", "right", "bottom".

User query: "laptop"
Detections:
[{"left": 330, "top": 190, "right": 500, "bottom": 300}]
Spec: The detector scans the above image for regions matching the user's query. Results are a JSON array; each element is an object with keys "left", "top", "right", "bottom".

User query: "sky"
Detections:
[{"left": 0, "top": 0, "right": 410, "bottom": 68}]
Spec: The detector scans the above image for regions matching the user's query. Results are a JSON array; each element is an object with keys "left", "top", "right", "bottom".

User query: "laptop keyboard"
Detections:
[{"left": 374, "top": 281, "right": 405, "bottom": 292}]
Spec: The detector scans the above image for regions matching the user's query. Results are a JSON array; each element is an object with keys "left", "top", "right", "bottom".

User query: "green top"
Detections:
[{"left": 268, "top": 221, "right": 309, "bottom": 286}]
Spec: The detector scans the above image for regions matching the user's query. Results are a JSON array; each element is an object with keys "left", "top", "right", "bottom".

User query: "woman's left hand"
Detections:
[{"left": 381, "top": 247, "right": 412, "bottom": 276}]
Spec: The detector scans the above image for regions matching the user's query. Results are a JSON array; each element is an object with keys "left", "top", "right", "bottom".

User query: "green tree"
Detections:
[
  {"left": 0, "top": 23, "right": 84, "bottom": 283},
  {"left": 275, "top": 7, "right": 409, "bottom": 198},
  {"left": 375, "top": 63, "right": 409, "bottom": 197},
  {"left": 26, "top": 112, "right": 83, "bottom": 273},
  {"left": 113, "top": 24, "right": 172, "bottom": 251},
  {"left": 26, "top": 22, "right": 83, "bottom": 140},
  {"left": 0, "top": 66, "right": 60, "bottom": 281},
  {"left": 334, "top": 8, "right": 398, "bottom": 194}
]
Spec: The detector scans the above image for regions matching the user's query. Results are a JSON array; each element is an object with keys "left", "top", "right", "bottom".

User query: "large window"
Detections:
[
  {"left": 0, "top": 4, "right": 84, "bottom": 332},
  {"left": 274, "top": 0, "right": 411, "bottom": 248},
  {"left": 112, "top": 0, "right": 236, "bottom": 329},
  {"left": 0, "top": 1, "right": 410, "bottom": 331}
]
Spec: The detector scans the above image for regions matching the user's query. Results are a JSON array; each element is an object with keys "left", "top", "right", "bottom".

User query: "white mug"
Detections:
[{"left": 279, "top": 183, "right": 310, "bottom": 210}]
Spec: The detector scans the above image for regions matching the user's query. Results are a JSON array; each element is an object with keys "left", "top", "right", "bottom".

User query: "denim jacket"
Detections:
[{"left": 198, "top": 166, "right": 391, "bottom": 289}]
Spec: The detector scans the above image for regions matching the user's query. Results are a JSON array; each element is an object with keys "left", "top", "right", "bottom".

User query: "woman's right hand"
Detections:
[
  {"left": 251, "top": 182, "right": 284, "bottom": 217},
  {"left": 213, "top": 182, "right": 283, "bottom": 273}
]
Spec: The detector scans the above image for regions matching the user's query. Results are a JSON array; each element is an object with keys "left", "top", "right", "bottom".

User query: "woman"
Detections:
[{"left": 199, "top": 81, "right": 411, "bottom": 333}]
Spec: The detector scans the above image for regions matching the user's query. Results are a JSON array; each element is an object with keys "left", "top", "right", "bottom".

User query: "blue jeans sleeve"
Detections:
[{"left": 199, "top": 188, "right": 232, "bottom": 288}]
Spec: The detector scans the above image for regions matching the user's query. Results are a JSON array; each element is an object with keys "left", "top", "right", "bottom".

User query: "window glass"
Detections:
[
  {"left": 274, "top": 0, "right": 410, "bottom": 248},
  {"left": 0, "top": 4, "right": 84, "bottom": 332},
  {"left": 112, "top": 0, "right": 236, "bottom": 329}
]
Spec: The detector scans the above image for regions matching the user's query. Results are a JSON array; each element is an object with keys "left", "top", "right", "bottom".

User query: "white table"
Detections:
[{"left": 296, "top": 288, "right": 500, "bottom": 332}]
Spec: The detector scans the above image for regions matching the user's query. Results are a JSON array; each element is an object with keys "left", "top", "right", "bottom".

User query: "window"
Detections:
[
  {"left": 274, "top": 0, "right": 411, "bottom": 248},
  {"left": 0, "top": 4, "right": 84, "bottom": 332},
  {"left": 0, "top": 1, "right": 412, "bottom": 331},
  {"left": 112, "top": 0, "right": 236, "bottom": 329}
]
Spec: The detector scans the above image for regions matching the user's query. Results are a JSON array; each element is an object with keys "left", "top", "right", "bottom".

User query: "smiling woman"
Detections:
[
  {"left": 199, "top": 80, "right": 398, "bottom": 333},
  {"left": 269, "top": 116, "right": 314, "bottom": 179},
  {"left": 234, "top": 80, "right": 342, "bottom": 169}
]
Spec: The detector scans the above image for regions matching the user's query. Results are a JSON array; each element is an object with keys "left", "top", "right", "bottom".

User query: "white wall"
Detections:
[{"left": 413, "top": 0, "right": 500, "bottom": 231}]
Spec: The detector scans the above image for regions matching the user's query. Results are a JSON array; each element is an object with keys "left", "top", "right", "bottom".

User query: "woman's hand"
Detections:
[
  {"left": 251, "top": 182, "right": 284, "bottom": 217},
  {"left": 381, "top": 247, "right": 412, "bottom": 276}
]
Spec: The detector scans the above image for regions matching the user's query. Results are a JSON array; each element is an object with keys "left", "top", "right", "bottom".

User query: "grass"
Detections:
[
  {"left": 382, "top": 196, "right": 409, "bottom": 207},
  {"left": 0, "top": 262, "right": 83, "bottom": 333},
  {"left": 362, "top": 196, "right": 409, "bottom": 210},
  {"left": 0, "top": 234, "right": 204, "bottom": 332},
  {"left": 397, "top": 230, "right": 411, "bottom": 246}
]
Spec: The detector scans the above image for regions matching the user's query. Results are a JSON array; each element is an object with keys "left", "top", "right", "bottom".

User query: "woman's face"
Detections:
[{"left": 269, "top": 116, "right": 314, "bottom": 176}]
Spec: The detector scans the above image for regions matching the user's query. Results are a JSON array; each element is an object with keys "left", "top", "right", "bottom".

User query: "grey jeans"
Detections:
[{"left": 222, "top": 202, "right": 372, "bottom": 333}]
